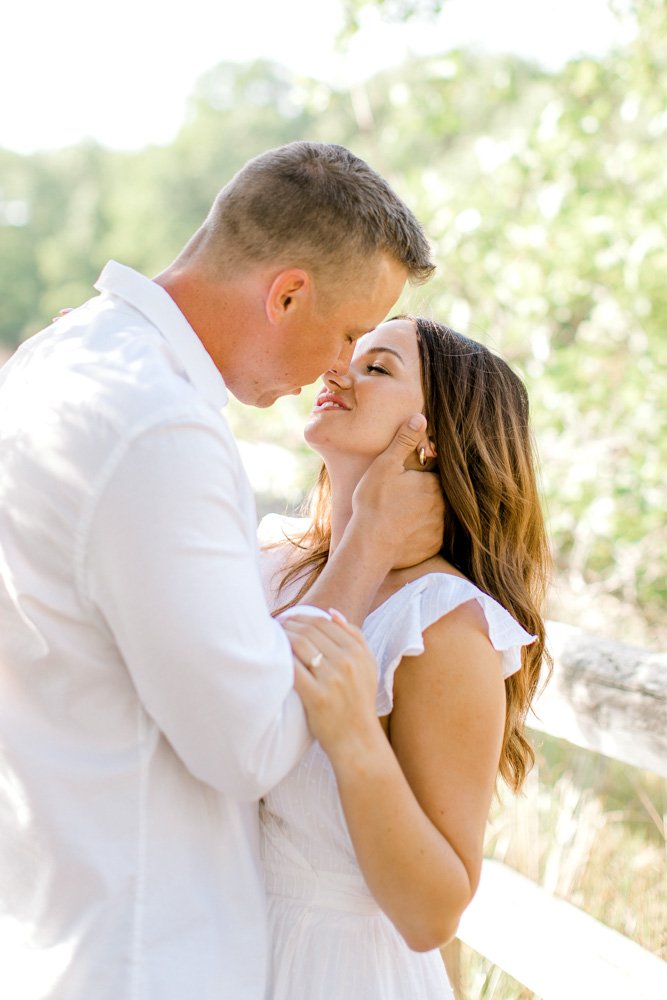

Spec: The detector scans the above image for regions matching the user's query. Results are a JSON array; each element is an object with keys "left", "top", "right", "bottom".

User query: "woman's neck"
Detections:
[{"left": 326, "top": 456, "right": 372, "bottom": 554}]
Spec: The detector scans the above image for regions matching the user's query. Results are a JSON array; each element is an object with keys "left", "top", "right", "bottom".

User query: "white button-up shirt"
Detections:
[{"left": 0, "top": 262, "right": 312, "bottom": 1000}]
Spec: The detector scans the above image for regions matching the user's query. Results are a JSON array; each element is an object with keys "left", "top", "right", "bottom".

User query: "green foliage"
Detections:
[
  {"left": 0, "top": 0, "right": 664, "bottom": 641},
  {"left": 340, "top": 0, "right": 444, "bottom": 36}
]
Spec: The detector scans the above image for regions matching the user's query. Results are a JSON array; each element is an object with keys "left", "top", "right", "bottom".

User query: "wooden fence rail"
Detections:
[{"left": 449, "top": 619, "right": 667, "bottom": 1000}]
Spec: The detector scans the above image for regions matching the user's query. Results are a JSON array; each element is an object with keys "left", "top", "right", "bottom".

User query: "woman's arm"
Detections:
[{"left": 286, "top": 601, "right": 505, "bottom": 951}]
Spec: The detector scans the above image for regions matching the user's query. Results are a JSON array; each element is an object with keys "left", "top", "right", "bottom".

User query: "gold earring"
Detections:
[{"left": 418, "top": 447, "right": 427, "bottom": 467}]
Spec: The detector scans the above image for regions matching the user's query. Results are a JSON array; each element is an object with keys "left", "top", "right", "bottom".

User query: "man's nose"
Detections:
[{"left": 329, "top": 340, "right": 355, "bottom": 378}]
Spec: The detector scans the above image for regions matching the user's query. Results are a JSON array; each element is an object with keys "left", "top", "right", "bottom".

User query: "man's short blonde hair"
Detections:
[{"left": 191, "top": 141, "right": 435, "bottom": 287}]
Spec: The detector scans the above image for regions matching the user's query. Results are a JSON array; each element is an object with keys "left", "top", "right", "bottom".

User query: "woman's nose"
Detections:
[{"left": 324, "top": 366, "right": 352, "bottom": 390}]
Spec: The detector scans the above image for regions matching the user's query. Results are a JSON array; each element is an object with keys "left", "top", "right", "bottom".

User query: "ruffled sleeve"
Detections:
[{"left": 362, "top": 574, "right": 536, "bottom": 716}]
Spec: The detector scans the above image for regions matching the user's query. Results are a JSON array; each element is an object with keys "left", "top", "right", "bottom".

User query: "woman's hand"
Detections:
[{"left": 284, "top": 611, "right": 383, "bottom": 763}]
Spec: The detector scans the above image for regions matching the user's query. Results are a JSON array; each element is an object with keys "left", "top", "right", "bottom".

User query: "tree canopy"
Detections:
[{"left": 0, "top": 0, "right": 664, "bottom": 645}]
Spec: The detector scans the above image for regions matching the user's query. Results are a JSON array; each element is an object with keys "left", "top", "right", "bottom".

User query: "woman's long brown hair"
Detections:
[{"left": 271, "top": 317, "right": 551, "bottom": 792}]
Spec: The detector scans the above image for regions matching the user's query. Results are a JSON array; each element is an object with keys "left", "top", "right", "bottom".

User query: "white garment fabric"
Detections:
[
  {"left": 0, "top": 263, "right": 313, "bottom": 1000},
  {"left": 258, "top": 514, "right": 535, "bottom": 1000}
]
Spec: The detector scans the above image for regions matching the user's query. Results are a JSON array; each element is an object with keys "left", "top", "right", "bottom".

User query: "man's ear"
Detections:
[{"left": 265, "top": 269, "right": 310, "bottom": 324}]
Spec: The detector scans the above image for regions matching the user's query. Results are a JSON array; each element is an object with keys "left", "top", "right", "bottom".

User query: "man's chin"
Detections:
[
  {"left": 230, "top": 386, "right": 280, "bottom": 408},
  {"left": 259, "top": 397, "right": 279, "bottom": 409},
  {"left": 233, "top": 384, "right": 302, "bottom": 408},
  {"left": 261, "top": 386, "right": 302, "bottom": 407}
]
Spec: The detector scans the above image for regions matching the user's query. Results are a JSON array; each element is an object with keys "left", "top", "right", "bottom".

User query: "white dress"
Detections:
[{"left": 258, "top": 515, "right": 535, "bottom": 1000}]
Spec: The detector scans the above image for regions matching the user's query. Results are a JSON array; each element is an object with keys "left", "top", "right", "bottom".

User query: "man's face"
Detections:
[{"left": 245, "top": 254, "right": 408, "bottom": 408}]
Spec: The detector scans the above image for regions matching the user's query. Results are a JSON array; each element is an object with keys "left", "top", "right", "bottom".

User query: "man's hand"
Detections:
[
  {"left": 279, "top": 415, "right": 445, "bottom": 625},
  {"left": 351, "top": 414, "right": 444, "bottom": 569}
]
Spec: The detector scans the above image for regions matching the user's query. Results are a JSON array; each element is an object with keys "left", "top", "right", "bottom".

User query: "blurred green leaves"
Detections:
[
  {"left": 0, "top": 0, "right": 664, "bottom": 643},
  {"left": 339, "top": 0, "right": 444, "bottom": 37}
]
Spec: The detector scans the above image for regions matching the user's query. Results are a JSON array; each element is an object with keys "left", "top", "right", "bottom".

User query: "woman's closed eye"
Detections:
[{"left": 366, "top": 363, "right": 391, "bottom": 375}]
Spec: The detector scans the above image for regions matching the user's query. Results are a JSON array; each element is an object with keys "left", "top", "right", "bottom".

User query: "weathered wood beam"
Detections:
[{"left": 528, "top": 621, "right": 667, "bottom": 777}]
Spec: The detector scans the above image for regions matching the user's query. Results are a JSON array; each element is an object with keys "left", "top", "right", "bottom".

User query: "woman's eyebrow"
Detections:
[{"left": 361, "top": 346, "right": 405, "bottom": 365}]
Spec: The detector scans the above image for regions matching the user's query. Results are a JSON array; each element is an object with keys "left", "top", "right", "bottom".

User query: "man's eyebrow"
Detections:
[{"left": 361, "top": 346, "right": 405, "bottom": 364}]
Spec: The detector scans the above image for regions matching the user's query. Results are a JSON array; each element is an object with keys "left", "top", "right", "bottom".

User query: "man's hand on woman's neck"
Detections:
[{"left": 305, "top": 416, "right": 444, "bottom": 625}]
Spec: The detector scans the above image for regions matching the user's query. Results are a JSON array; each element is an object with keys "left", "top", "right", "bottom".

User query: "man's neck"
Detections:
[{"left": 154, "top": 263, "right": 253, "bottom": 386}]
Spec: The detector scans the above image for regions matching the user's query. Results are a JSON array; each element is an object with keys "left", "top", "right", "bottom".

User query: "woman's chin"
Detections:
[
  {"left": 303, "top": 419, "right": 344, "bottom": 447},
  {"left": 302, "top": 422, "right": 333, "bottom": 457},
  {"left": 304, "top": 416, "right": 399, "bottom": 462},
  {"left": 303, "top": 420, "right": 323, "bottom": 446}
]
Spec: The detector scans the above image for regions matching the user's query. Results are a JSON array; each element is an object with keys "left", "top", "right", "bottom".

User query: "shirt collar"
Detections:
[{"left": 94, "top": 260, "right": 228, "bottom": 410}]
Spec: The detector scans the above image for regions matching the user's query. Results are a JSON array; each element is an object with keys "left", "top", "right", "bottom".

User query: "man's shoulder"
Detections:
[
  {"left": 51, "top": 300, "right": 218, "bottom": 426},
  {"left": 1, "top": 299, "right": 231, "bottom": 479}
]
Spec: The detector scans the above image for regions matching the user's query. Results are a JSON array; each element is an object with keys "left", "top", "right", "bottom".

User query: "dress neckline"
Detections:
[{"left": 364, "top": 571, "right": 485, "bottom": 625}]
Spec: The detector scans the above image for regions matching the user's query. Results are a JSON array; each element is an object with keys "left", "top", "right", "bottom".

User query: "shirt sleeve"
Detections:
[{"left": 81, "top": 417, "right": 311, "bottom": 801}]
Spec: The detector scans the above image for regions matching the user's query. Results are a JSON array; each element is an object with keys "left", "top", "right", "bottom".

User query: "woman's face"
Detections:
[{"left": 304, "top": 318, "right": 428, "bottom": 462}]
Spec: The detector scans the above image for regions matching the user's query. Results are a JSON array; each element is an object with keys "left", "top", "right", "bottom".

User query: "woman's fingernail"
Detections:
[{"left": 329, "top": 608, "right": 348, "bottom": 623}]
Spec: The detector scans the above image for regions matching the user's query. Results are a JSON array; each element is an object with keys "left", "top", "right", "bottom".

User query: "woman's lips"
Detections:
[{"left": 314, "top": 392, "right": 350, "bottom": 411}]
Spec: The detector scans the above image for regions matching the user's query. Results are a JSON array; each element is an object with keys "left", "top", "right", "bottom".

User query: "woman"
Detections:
[{"left": 258, "top": 316, "right": 550, "bottom": 999}]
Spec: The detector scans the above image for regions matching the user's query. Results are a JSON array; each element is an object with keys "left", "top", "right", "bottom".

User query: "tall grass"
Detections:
[{"left": 449, "top": 734, "right": 666, "bottom": 999}]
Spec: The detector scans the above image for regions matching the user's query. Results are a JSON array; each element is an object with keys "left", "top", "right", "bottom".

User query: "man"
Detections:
[{"left": 0, "top": 142, "right": 438, "bottom": 999}]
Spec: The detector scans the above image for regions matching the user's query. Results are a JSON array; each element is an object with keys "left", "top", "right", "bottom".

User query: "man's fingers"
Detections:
[{"left": 380, "top": 414, "right": 427, "bottom": 468}]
